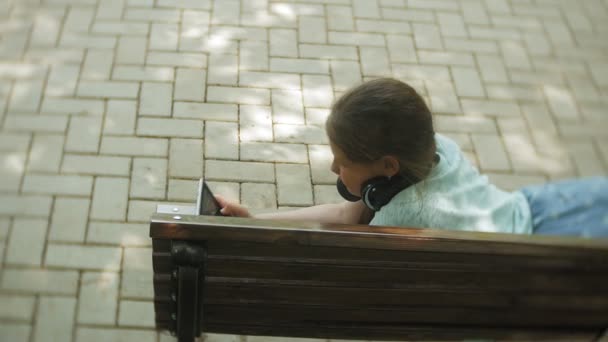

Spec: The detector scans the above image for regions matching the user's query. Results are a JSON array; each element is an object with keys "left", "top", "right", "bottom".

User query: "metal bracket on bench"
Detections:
[{"left": 171, "top": 241, "right": 206, "bottom": 342}]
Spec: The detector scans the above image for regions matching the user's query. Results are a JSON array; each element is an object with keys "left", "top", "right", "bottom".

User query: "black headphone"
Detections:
[{"left": 336, "top": 154, "right": 440, "bottom": 211}]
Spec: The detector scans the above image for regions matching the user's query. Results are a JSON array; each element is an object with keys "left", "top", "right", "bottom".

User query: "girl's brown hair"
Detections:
[{"left": 326, "top": 78, "right": 436, "bottom": 183}]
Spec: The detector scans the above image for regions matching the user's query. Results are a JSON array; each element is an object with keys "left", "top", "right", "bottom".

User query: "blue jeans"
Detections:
[{"left": 520, "top": 177, "right": 608, "bottom": 238}]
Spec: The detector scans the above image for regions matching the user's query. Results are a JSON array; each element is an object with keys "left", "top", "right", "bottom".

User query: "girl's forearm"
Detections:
[
  {"left": 255, "top": 201, "right": 371, "bottom": 225},
  {"left": 255, "top": 203, "right": 345, "bottom": 224}
]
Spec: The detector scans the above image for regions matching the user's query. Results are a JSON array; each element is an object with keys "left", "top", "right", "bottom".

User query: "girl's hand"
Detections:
[{"left": 214, "top": 195, "right": 251, "bottom": 218}]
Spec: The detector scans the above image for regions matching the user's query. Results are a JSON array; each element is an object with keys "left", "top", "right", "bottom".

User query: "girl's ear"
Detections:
[{"left": 382, "top": 156, "right": 400, "bottom": 177}]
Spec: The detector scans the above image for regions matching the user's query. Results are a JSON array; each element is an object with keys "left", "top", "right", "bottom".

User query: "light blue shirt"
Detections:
[{"left": 370, "top": 134, "right": 533, "bottom": 235}]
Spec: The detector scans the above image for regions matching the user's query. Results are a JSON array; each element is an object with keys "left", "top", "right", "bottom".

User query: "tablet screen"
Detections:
[{"left": 197, "top": 179, "right": 223, "bottom": 216}]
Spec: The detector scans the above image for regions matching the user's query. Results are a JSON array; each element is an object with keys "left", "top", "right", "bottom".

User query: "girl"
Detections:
[{"left": 216, "top": 78, "right": 608, "bottom": 238}]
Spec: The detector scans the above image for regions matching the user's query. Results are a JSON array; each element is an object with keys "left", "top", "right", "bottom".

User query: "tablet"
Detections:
[{"left": 196, "top": 179, "right": 223, "bottom": 216}]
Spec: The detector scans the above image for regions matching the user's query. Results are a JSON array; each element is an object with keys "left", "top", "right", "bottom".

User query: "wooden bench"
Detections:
[{"left": 151, "top": 206, "right": 608, "bottom": 342}]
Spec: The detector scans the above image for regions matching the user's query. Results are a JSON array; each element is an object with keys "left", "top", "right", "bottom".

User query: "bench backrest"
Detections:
[{"left": 151, "top": 214, "right": 608, "bottom": 341}]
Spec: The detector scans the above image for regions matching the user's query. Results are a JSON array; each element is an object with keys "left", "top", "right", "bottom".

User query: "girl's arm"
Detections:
[{"left": 216, "top": 196, "right": 373, "bottom": 225}]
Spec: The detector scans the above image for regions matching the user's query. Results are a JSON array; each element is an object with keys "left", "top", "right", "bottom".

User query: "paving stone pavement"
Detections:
[{"left": 0, "top": 0, "right": 607, "bottom": 341}]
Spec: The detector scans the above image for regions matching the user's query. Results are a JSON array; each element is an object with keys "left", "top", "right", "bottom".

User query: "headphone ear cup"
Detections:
[{"left": 361, "top": 177, "right": 392, "bottom": 211}]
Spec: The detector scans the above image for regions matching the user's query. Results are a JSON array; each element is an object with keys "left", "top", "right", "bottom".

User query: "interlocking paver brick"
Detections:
[
  {"left": 91, "top": 177, "right": 129, "bottom": 220},
  {"left": 360, "top": 46, "right": 391, "bottom": 77},
  {"left": 392, "top": 64, "right": 450, "bottom": 82},
  {"left": 122, "top": 250, "right": 154, "bottom": 301},
  {"left": 5, "top": 219, "right": 47, "bottom": 266},
  {"left": 125, "top": 8, "right": 180, "bottom": 22},
  {"left": 204, "top": 121, "right": 238, "bottom": 160},
  {"left": 413, "top": 23, "right": 443, "bottom": 50},
  {"left": 418, "top": 51, "right": 475, "bottom": 67},
  {"left": 212, "top": 0, "right": 240, "bottom": 24},
  {"left": 271, "top": 58, "right": 329, "bottom": 74},
  {"left": 23, "top": 174, "right": 93, "bottom": 196},
  {"left": 207, "top": 86, "right": 270, "bottom": 105},
  {"left": 276, "top": 164, "right": 314, "bottom": 206},
  {"left": 270, "top": 28, "right": 298, "bottom": 57},
  {"left": 45, "top": 244, "right": 122, "bottom": 270},
  {"left": 241, "top": 183, "right": 278, "bottom": 210},
  {"left": 240, "top": 71, "right": 300, "bottom": 90},
  {"left": 116, "top": 36, "right": 147, "bottom": 64},
  {"left": 425, "top": 80, "right": 461, "bottom": 114},
  {"left": 472, "top": 134, "right": 511, "bottom": 171},
  {"left": 49, "top": 197, "right": 89, "bottom": 242},
  {"left": 169, "top": 138, "right": 204, "bottom": 178},
  {"left": 306, "top": 107, "right": 329, "bottom": 126},
  {"left": 386, "top": 35, "right": 416, "bottom": 63},
  {"left": 0, "top": 295, "right": 35, "bottom": 320},
  {"left": 87, "top": 222, "right": 149, "bottom": 246},
  {"left": 331, "top": 60, "right": 362, "bottom": 92},
  {"left": 92, "top": 21, "right": 149, "bottom": 35},
  {"left": 357, "top": 19, "right": 411, "bottom": 34},
  {"left": 66, "top": 116, "right": 102, "bottom": 152},
  {"left": 131, "top": 158, "right": 167, "bottom": 199},
  {"left": 272, "top": 89, "right": 305, "bottom": 124},
  {"left": 0, "top": 133, "right": 30, "bottom": 152},
  {"left": 127, "top": 200, "right": 158, "bottom": 223},
  {"left": 148, "top": 52, "right": 206, "bottom": 68},
  {"left": 0, "top": 195, "right": 52, "bottom": 217},
  {"left": 437, "top": 12, "right": 467, "bottom": 38},
  {"left": 328, "top": 32, "right": 385, "bottom": 47},
  {"left": 240, "top": 41, "right": 270, "bottom": 71},
  {"left": 209, "top": 26, "right": 267, "bottom": 41},
  {"left": 206, "top": 160, "right": 274, "bottom": 182},
  {"left": 240, "top": 105, "right": 273, "bottom": 142},
  {"left": 140, "top": 82, "right": 173, "bottom": 116},
  {"left": 451, "top": 67, "right": 485, "bottom": 97},
  {"left": 77, "top": 272, "right": 118, "bottom": 324},
  {"left": 81, "top": 49, "right": 114, "bottom": 80},
  {"left": 462, "top": 99, "right": 521, "bottom": 117},
  {"left": 274, "top": 124, "right": 328, "bottom": 144},
  {"left": 300, "top": 44, "right": 358, "bottom": 60},
  {"left": 77, "top": 81, "right": 139, "bottom": 99},
  {"left": 476, "top": 55, "right": 509, "bottom": 83},
  {"left": 487, "top": 173, "right": 547, "bottom": 191},
  {"left": 28, "top": 135, "right": 64, "bottom": 173},
  {"left": 353, "top": 0, "right": 381, "bottom": 18},
  {"left": 314, "top": 184, "right": 343, "bottom": 205},
  {"left": 118, "top": 301, "right": 155, "bottom": 327},
  {"left": 113, "top": 66, "right": 174, "bottom": 82},
  {"left": 566, "top": 141, "right": 607, "bottom": 177},
  {"left": 241, "top": 142, "right": 309, "bottom": 163},
  {"left": 208, "top": 54, "right": 238, "bottom": 85},
  {"left": 76, "top": 328, "right": 156, "bottom": 342},
  {"left": 299, "top": 16, "right": 326, "bottom": 44},
  {"left": 327, "top": 5, "right": 354, "bottom": 30},
  {"left": 34, "top": 296, "right": 76, "bottom": 342},
  {"left": 543, "top": 85, "right": 582, "bottom": 121},
  {"left": 9, "top": 79, "right": 44, "bottom": 112},
  {"left": 175, "top": 68, "right": 206, "bottom": 101},
  {"left": 137, "top": 118, "right": 203, "bottom": 138},
  {"left": 168, "top": 179, "right": 199, "bottom": 201},
  {"left": 100, "top": 136, "right": 168, "bottom": 157},
  {"left": 41, "top": 97, "right": 104, "bottom": 116},
  {"left": 60, "top": 32, "right": 116, "bottom": 49},
  {"left": 302, "top": 75, "right": 333, "bottom": 107},
  {"left": 1, "top": 269, "right": 79, "bottom": 295},
  {"left": 46, "top": 64, "right": 79, "bottom": 97},
  {"left": 173, "top": 102, "right": 238, "bottom": 121},
  {"left": 104, "top": 99, "right": 137, "bottom": 135}
]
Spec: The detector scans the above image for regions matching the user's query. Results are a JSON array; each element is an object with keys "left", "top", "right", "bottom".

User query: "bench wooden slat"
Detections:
[
  {"left": 204, "top": 322, "right": 598, "bottom": 341},
  {"left": 150, "top": 214, "right": 608, "bottom": 257},
  {"left": 204, "top": 303, "right": 608, "bottom": 326},
  {"left": 204, "top": 281, "right": 608, "bottom": 311}
]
